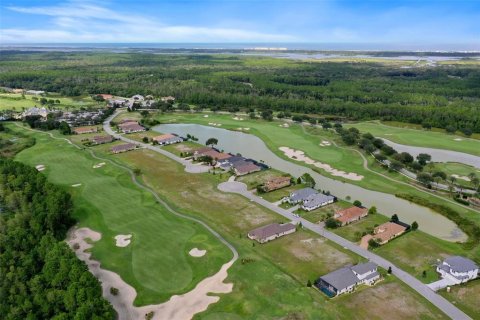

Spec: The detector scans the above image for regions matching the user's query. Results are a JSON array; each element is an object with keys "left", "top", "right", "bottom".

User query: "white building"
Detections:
[
  {"left": 436, "top": 256, "right": 478, "bottom": 285},
  {"left": 23, "top": 107, "right": 49, "bottom": 118}
]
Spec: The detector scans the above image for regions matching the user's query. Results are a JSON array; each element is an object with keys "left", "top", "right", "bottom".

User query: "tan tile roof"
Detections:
[
  {"left": 153, "top": 134, "right": 175, "bottom": 142},
  {"left": 73, "top": 126, "right": 97, "bottom": 134},
  {"left": 373, "top": 222, "right": 406, "bottom": 243},
  {"left": 335, "top": 206, "right": 368, "bottom": 224}
]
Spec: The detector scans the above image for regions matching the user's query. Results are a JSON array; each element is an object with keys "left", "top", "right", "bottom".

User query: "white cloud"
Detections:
[{"left": 1, "top": 0, "right": 296, "bottom": 43}]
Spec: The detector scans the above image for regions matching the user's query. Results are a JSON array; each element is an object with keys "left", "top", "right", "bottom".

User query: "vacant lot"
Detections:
[{"left": 439, "top": 279, "right": 480, "bottom": 319}]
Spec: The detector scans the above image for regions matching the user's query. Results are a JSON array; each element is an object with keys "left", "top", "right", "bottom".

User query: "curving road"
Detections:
[
  {"left": 218, "top": 180, "right": 470, "bottom": 320},
  {"left": 104, "top": 111, "right": 470, "bottom": 320}
]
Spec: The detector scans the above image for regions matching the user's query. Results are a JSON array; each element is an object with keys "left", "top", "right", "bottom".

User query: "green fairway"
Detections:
[
  {"left": 10, "top": 124, "right": 232, "bottom": 305},
  {"left": 426, "top": 162, "right": 479, "bottom": 188},
  {"left": 344, "top": 120, "right": 480, "bottom": 157},
  {"left": 0, "top": 93, "right": 101, "bottom": 111}
]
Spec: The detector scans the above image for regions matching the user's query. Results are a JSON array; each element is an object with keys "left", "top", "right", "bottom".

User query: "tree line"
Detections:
[{"left": 0, "top": 159, "right": 115, "bottom": 319}]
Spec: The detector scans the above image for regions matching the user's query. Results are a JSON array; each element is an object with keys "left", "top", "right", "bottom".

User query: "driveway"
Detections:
[{"left": 428, "top": 278, "right": 457, "bottom": 291}]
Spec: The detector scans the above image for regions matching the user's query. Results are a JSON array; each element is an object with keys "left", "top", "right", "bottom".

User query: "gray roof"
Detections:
[
  {"left": 320, "top": 266, "right": 359, "bottom": 291},
  {"left": 289, "top": 187, "right": 318, "bottom": 203},
  {"left": 351, "top": 262, "right": 377, "bottom": 275},
  {"left": 248, "top": 223, "right": 295, "bottom": 241},
  {"left": 444, "top": 256, "right": 478, "bottom": 273},
  {"left": 363, "top": 271, "right": 380, "bottom": 281},
  {"left": 303, "top": 193, "right": 335, "bottom": 208}
]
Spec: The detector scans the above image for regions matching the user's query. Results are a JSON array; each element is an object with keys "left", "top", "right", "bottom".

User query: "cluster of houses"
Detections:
[
  {"left": 1, "top": 87, "right": 45, "bottom": 95},
  {"left": 104, "top": 94, "right": 175, "bottom": 110},
  {"left": 283, "top": 187, "right": 336, "bottom": 211}
]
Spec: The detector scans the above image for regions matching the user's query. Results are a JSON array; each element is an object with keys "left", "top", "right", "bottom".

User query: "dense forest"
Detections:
[
  {"left": 0, "top": 159, "right": 115, "bottom": 319},
  {"left": 0, "top": 51, "right": 479, "bottom": 132}
]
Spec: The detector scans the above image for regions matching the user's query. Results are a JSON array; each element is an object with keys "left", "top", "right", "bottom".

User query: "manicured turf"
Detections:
[
  {"left": 0, "top": 93, "right": 101, "bottom": 111},
  {"left": 344, "top": 120, "right": 480, "bottom": 156},
  {"left": 10, "top": 124, "right": 232, "bottom": 305},
  {"left": 426, "top": 162, "right": 479, "bottom": 188}
]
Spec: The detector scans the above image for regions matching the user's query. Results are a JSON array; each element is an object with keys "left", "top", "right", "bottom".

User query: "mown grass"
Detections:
[
  {"left": 10, "top": 123, "right": 232, "bottom": 306},
  {"left": 0, "top": 93, "right": 101, "bottom": 111},
  {"left": 344, "top": 120, "right": 480, "bottom": 156}
]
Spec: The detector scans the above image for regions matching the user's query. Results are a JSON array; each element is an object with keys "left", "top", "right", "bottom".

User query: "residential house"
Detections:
[
  {"left": 23, "top": 106, "right": 49, "bottom": 118},
  {"left": 97, "top": 94, "right": 113, "bottom": 100},
  {"left": 301, "top": 193, "right": 335, "bottom": 211},
  {"left": 334, "top": 207, "right": 369, "bottom": 226},
  {"left": 118, "top": 122, "right": 146, "bottom": 134},
  {"left": 73, "top": 126, "right": 98, "bottom": 135},
  {"left": 25, "top": 90, "right": 45, "bottom": 95},
  {"left": 261, "top": 176, "right": 291, "bottom": 192},
  {"left": 315, "top": 262, "right": 380, "bottom": 297},
  {"left": 92, "top": 135, "right": 114, "bottom": 145},
  {"left": 248, "top": 223, "right": 296, "bottom": 243},
  {"left": 152, "top": 134, "right": 183, "bottom": 145},
  {"left": 193, "top": 147, "right": 231, "bottom": 162},
  {"left": 111, "top": 143, "right": 136, "bottom": 154},
  {"left": 233, "top": 160, "right": 261, "bottom": 176},
  {"left": 131, "top": 94, "right": 145, "bottom": 101},
  {"left": 108, "top": 99, "right": 128, "bottom": 107},
  {"left": 284, "top": 187, "right": 318, "bottom": 205},
  {"left": 436, "top": 256, "right": 478, "bottom": 285},
  {"left": 372, "top": 222, "right": 407, "bottom": 245},
  {"left": 161, "top": 96, "right": 175, "bottom": 102}
]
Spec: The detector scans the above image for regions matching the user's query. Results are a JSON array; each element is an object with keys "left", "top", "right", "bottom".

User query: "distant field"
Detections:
[
  {"left": 0, "top": 93, "right": 101, "bottom": 111},
  {"left": 345, "top": 121, "right": 480, "bottom": 157}
]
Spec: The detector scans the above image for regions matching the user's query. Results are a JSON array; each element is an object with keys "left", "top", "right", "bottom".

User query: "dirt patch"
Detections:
[
  {"left": 290, "top": 237, "right": 351, "bottom": 267},
  {"left": 175, "top": 144, "right": 194, "bottom": 152},
  {"left": 451, "top": 174, "right": 471, "bottom": 182},
  {"left": 279, "top": 146, "right": 364, "bottom": 181},
  {"left": 345, "top": 282, "right": 435, "bottom": 320},
  {"left": 115, "top": 234, "right": 132, "bottom": 247},
  {"left": 68, "top": 227, "right": 235, "bottom": 320},
  {"left": 189, "top": 248, "right": 207, "bottom": 257}
]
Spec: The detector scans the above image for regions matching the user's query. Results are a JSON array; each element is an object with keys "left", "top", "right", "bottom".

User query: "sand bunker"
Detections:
[
  {"left": 279, "top": 123, "right": 289, "bottom": 128},
  {"left": 203, "top": 115, "right": 209, "bottom": 118},
  {"left": 93, "top": 162, "right": 106, "bottom": 169},
  {"left": 451, "top": 174, "right": 471, "bottom": 182},
  {"left": 319, "top": 140, "right": 331, "bottom": 147},
  {"left": 279, "top": 146, "right": 364, "bottom": 181},
  {"left": 35, "top": 164, "right": 46, "bottom": 171},
  {"left": 71, "top": 183, "right": 82, "bottom": 187},
  {"left": 232, "top": 117, "right": 244, "bottom": 121},
  {"left": 236, "top": 127, "right": 250, "bottom": 131},
  {"left": 454, "top": 138, "right": 463, "bottom": 141},
  {"left": 189, "top": 248, "right": 207, "bottom": 257},
  {"left": 208, "top": 122, "right": 222, "bottom": 127},
  {"left": 68, "top": 227, "right": 234, "bottom": 320},
  {"left": 115, "top": 234, "right": 132, "bottom": 247}
]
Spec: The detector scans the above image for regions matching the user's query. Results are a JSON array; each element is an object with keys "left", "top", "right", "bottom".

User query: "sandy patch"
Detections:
[
  {"left": 384, "top": 133, "right": 393, "bottom": 136},
  {"left": 208, "top": 122, "right": 222, "bottom": 127},
  {"left": 175, "top": 144, "right": 193, "bottom": 152},
  {"left": 279, "top": 146, "right": 364, "bottom": 181},
  {"left": 451, "top": 174, "right": 471, "bottom": 182},
  {"left": 35, "top": 164, "right": 46, "bottom": 171},
  {"left": 232, "top": 117, "right": 244, "bottom": 121},
  {"left": 279, "top": 123, "right": 289, "bottom": 128},
  {"left": 454, "top": 138, "right": 463, "bottom": 141},
  {"left": 71, "top": 183, "right": 82, "bottom": 187},
  {"left": 68, "top": 227, "right": 234, "bottom": 320},
  {"left": 115, "top": 234, "right": 132, "bottom": 247},
  {"left": 189, "top": 248, "right": 207, "bottom": 257},
  {"left": 93, "top": 162, "right": 106, "bottom": 169},
  {"left": 236, "top": 127, "right": 250, "bottom": 131},
  {"left": 203, "top": 115, "right": 209, "bottom": 118},
  {"left": 319, "top": 140, "right": 331, "bottom": 147}
]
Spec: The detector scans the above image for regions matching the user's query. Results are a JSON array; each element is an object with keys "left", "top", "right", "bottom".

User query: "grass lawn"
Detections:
[
  {"left": 439, "top": 279, "right": 480, "bottom": 319},
  {"left": 236, "top": 168, "right": 290, "bottom": 190},
  {"left": 10, "top": 124, "right": 232, "bottom": 306},
  {"left": 344, "top": 120, "right": 480, "bottom": 156},
  {"left": 162, "top": 140, "right": 204, "bottom": 157},
  {"left": 0, "top": 93, "right": 101, "bottom": 111},
  {"left": 425, "top": 162, "right": 479, "bottom": 189},
  {"left": 299, "top": 200, "right": 353, "bottom": 224}
]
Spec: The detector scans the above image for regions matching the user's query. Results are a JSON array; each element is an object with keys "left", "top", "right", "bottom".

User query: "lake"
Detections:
[{"left": 153, "top": 123, "right": 467, "bottom": 242}]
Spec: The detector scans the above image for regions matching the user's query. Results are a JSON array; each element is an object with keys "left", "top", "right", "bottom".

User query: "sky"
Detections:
[{"left": 0, "top": 0, "right": 479, "bottom": 48}]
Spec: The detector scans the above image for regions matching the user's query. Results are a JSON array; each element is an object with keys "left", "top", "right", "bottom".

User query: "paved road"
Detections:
[
  {"left": 218, "top": 180, "right": 471, "bottom": 320},
  {"left": 104, "top": 111, "right": 470, "bottom": 320}
]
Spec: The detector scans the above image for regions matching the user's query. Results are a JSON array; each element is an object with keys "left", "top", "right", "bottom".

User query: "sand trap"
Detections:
[
  {"left": 232, "top": 117, "right": 244, "bottom": 121},
  {"left": 236, "top": 127, "right": 250, "bottom": 131},
  {"left": 203, "top": 115, "right": 209, "bottom": 118},
  {"left": 35, "top": 164, "right": 45, "bottom": 171},
  {"left": 189, "top": 248, "right": 207, "bottom": 257},
  {"left": 454, "top": 138, "right": 463, "bottom": 141},
  {"left": 115, "top": 234, "right": 132, "bottom": 247},
  {"left": 68, "top": 227, "right": 234, "bottom": 320},
  {"left": 208, "top": 122, "right": 222, "bottom": 127},
  {"left": 71, "top": 183, "right": 82, "bottom": 187},
  {"left": 451, "top": 174, "right": 471, "bottom": 182},
  {"left": 319, "top": 140, "right": 331, "bottom": 147},
  {"left": 384, "top": 133, "right": 393, "bottom": 136},
  {"left": 279, "top": 123, "right": 289, "bottom": 128},
  {"left": 279, "top": 146, "right": 364, "bottom": 181},
  {"left": 93, "top": 162, "right": 106, "bottom": 169}
]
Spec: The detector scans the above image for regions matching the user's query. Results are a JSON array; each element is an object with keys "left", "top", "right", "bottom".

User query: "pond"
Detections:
[
  {"left": 381, "top": 138, "right": 480, "bottom": 169},
  {"left": 153, "top": 123, "right": 467, "bottom": 242}
]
